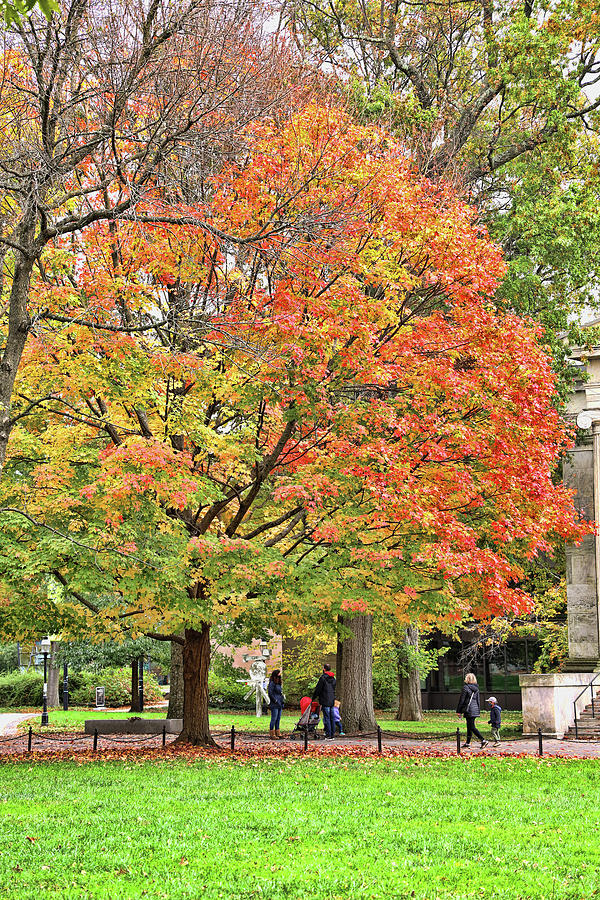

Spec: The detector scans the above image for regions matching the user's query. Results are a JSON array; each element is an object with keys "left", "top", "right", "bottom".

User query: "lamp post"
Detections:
[{"left": 40, "top": 637, "right": 51, "bottom": 726}]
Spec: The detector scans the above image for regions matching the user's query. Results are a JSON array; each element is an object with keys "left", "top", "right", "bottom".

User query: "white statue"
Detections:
[{"left": 242, "top": 659, "right": 270, "bottom": 717}]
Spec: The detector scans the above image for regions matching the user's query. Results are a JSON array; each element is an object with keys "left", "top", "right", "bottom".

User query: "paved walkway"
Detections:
[
  {"left": 280, "top": 733, "right": 600, "bottom": 758},
  {"left": 1, "top": 726, "right": 600, "bottom": 759},
  {"left": 0, "top": 712, "right": 33, "bottom": 736}
]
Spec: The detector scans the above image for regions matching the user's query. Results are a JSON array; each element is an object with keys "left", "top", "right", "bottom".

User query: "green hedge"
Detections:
[
  {"left": 372, "top": 666, "right": 399, "bottom": 710},
  {"left": 69, "top": 668, "right": 163, "bottom": 708},
  {"left": 208, "top": 672, "right": 252, "bottom": 709},
  {"left": 0, "top": 671, "right": 44, "bottom": 707},
  {"left": 0, "top": 667, "right": 162, "bottom": 708}
]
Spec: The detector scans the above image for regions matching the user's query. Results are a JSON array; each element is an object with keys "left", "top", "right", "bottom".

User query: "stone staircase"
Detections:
[{"left": 564, "top": 695, "right": 600, "bottom": 741}]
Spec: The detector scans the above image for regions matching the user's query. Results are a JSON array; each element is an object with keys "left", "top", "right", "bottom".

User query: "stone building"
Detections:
[{"left": 520, "top": 344, "right": 600, "bottom": 735}]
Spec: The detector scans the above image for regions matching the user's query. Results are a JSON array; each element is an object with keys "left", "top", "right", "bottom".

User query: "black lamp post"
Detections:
[{"left": 40, "top": 637, "right": 51, "bottom": 726}]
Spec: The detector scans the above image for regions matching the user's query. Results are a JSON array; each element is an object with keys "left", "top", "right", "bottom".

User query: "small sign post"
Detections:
[{"left": 95, "top": 686, "right": 106, "bottom": 709}]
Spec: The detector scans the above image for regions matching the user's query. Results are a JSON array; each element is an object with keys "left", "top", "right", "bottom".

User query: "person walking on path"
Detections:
[
  {"left": 457, "top": 673, "right": 488, "bottom": 750},
  {"left": 312, "top": 664, "right": 336, "bottom": 738},
  {"left": 268, "top": 670, "right": 284, "bottom": 739},
  {"left": 487, "top": 696, "right": 502, "bottom": 746}
]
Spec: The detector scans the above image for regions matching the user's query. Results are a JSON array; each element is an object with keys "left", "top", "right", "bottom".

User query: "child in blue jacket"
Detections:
[
  {"left": 487, "top": 696, "right": 502, "bottom": 746},
  {"left": 332, "top": 700, "right": 345, "bottom": 736}
]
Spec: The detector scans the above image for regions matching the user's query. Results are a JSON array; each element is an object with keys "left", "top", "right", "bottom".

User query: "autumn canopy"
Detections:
[{"left": 0, "top": 92, "right": 586, "bottom": 741}]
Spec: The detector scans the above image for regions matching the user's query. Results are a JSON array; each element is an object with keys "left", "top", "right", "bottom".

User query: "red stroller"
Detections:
[{"left": 291, "top": 696, "right": 324, "bottom": 740}]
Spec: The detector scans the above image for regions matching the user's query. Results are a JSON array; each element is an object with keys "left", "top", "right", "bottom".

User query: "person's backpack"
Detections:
[{"left": 463, "top": 690, "right": 475, "bottom": 715}]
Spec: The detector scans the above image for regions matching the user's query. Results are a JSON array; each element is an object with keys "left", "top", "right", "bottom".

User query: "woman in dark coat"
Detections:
[
  {"left": 456, "top": 673, "right": 488, "bottom": 749},
  {"left": 268, "top": 670, "right": 284, "bottom": 739}
]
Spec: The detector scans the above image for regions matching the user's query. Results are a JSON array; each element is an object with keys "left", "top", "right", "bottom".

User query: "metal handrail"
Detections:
[{"left": 573, "top": 672, "right": 600, "bottom": 739}]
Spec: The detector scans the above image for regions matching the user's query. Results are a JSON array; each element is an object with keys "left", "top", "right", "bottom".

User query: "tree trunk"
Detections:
[
  {"left": 167, "top": 639, "right": 184, "bottom": 718},
  {"left": 335, "top": 614, "right": 344, "bottom": 700},
  {"left": 130, "top": 659, "right": 141, "bottom": 712},
  {"left": 396, "top": 626, "right": 423, "bottom": 721},
  {"left": 0, "top": 246, "right": 35, "bottom": 476},
  {"left": 47, "top": 641, "right": 60, "bottom": 708},
  {"left": 340, "top": 614, "right": 377, "bottom": 733},
  {"left": 176, "top": 624, "right": 216, "bottom": 746}
]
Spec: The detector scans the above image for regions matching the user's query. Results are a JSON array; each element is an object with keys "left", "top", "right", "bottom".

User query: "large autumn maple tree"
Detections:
[{"left": 0, "top": 106, "right": 585, "bottom": 742}]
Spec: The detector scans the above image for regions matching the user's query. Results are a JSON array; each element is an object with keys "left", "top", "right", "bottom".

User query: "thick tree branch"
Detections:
[
  {"left": 241, "top": 505, "right": 304, "bottom": 540},
  {"left": 144, "top": 631, "right": 185, "bottom": 645},
  {"left": 428, "top": 81, "right": 503, "bottom": 175},
  {"left": 52, "top": 569, "right": 101, "bottom": 615},
  {"left": 225, "top": 415, "right": 297, "bottom": 536},
  {"left": 265, "top": 509, "right": 305, "bottom": 547},
  {"left": 44, "top": 312, "right": 170, "bottom": 333},
  {"left": 466, "top": 126, "right": 556, "bottom": 181}
]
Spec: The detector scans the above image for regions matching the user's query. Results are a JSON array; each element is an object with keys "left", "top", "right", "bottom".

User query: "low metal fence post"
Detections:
[
  {"left": 538, "top": 728, "right": 543, "bottom": 757},
  {"left": 27, "top": 726, "right": 32, "bottom": 753},
  {"left": 377, "top": 725, "right": 382, "bottom": 754},
  {"left": 162, "top": 725, "right": 166, "bottom": 748},
  {"left": 230, "top": 725, "right": 235, "bottom": 751},
  {"left": 93, "top": 728, "right": 98, "bottom": 752},
  {"left": 456, "top": 727, "right": 461, "bottom": 755},
  {"left": 303, "top": 726, "right": 308, "bottom": 752}
]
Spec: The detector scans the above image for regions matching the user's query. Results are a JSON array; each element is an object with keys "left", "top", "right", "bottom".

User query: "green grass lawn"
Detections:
[
  {"left": 0, "top": 756, "right": 598, "bottom": 899},
  {"left": 15, "top": 709, "right": 523, "bottom": 739}
]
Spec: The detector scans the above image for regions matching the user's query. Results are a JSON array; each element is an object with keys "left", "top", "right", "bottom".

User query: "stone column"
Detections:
[
  {"left": 564, "top": 427, "right": 600, "bottom": 669},
  {"left": 522, "top": 350, "right": 600, "bottom": 733}
]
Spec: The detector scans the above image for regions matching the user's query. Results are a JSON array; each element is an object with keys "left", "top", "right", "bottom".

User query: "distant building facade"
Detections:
[{"left": 422, "top": 634, "right": 542, "bottom": 711}]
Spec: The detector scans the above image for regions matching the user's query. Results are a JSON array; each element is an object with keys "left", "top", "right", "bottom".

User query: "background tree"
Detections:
[
  {"left": 289, "top": 0, "right": 600, "bottom": 179},
  {"left": 1, "top": 0, "right": 55, "bottom": 25},
  {"left": 288, "top": 0, "right": 600, "bottom": 361}
]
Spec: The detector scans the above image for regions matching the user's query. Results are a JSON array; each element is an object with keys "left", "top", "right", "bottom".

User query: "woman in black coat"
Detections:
[
  {"left": 456, "top": 673, "right": 488, "bottom": 749},
  {"left": 268, "top": 670, "right": 284, "bottom": 740}
]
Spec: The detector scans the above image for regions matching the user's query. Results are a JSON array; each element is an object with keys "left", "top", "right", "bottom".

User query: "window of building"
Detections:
[
  {"left": 505, "top": 642, "right": 528, "bottom": 691},
  {"left": 429, "top": 637, "right": 540, "bottom": 694}
]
